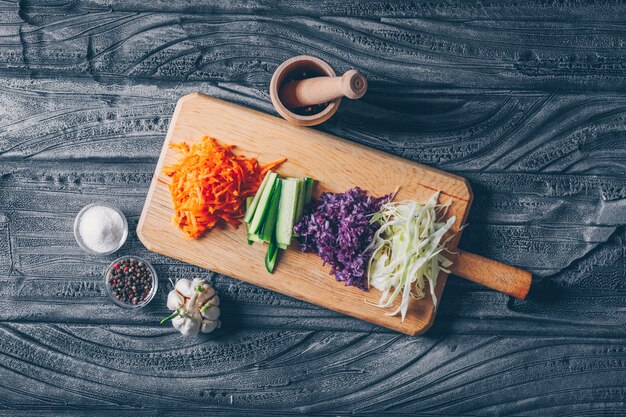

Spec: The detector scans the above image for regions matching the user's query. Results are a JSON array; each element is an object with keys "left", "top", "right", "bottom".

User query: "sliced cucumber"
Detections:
[
  {"left": 265, "top": 238, "right": 279, "bottom": 273},
  {"left": 249, "top": 172, "right": 278, "bottom": 234},
  {"left": 293, "top": 178, "right": 306, "bottom": 233},
  {"left": 248, "top": 174, "right": 315, "bottom": 268},
  {"left": 261, "top": 179, "right": 282, "bottom": 243},
  {"left": 248, "top": 232, "right": 263, "bottom": 243},
  {"left": 275, "top": 178, "right": 299, "bottom": 248},
  {"left": 244, "top": 170, "right": 272, "bottom": 224},
  {"left": 245, "top": 197, "right": 254, "bottom": 245},
  {"left": 303, "top": 177, "right": 314, "bottom": 205}
]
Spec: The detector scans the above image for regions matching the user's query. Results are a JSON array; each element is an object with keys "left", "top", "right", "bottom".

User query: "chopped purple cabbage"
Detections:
[{"left": 293, "top": 187, "right": 389, "bottom": 290}]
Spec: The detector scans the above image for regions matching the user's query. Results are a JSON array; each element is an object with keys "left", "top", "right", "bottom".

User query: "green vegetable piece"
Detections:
[
  {"left": 295, "top": 178, "right": 305, "bottom": 220},
  {"left": 160, "top": 309, "right": 180, "bottom": 324},
  {"left": 244, "top": 170, "right": 272, "bottom": 224},
  {"left": 248, "top": 232, "right": 264, "bottom": 243},
  {"left": 293, "top": 178, "right": 305, "bottom": 237},
  {"left": 249, "top": 172, "right": 279, "bottom": 234},
  {"left": 246, "top": 196, "right": 264, "bottom": 243},
  {"left": 303, "top": 177, "right": 314, "bottom": 205},
  {"left": 194, "top": 285, "right": 205, "bottom": 293},
  {"left": 275, "top": 178, "right": 299, "bottom": 248},
  {"left": 261, "top": 179, "right": 282, "bottom": 243},
  {"left": 265, "top": 238, "right": 279, "bottom": 273},
  {"left": 245, "top": 197, "right": 254, "bottom": 245}
]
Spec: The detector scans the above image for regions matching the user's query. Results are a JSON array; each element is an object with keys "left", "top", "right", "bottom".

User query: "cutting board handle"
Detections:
[{"left": 449, "top": 250, "right": 531, "bottom": 299}]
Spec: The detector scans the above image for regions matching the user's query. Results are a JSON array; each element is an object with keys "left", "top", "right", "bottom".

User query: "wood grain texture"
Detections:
[
  {"left": 0, "top": 0, "right": 625, "bottom": 415},
  {"left": 138, "top": 93, "right": 472, "bottom": 336},
  {"left": 449, "top": 250, "right": 531, "bottom": 300}
]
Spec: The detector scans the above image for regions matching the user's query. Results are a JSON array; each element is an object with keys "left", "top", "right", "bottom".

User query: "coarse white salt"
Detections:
[{"left": 78, "top": 205, "right": 126, "bottom": 253}]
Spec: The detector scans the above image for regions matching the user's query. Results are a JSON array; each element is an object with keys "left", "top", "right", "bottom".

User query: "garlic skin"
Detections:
[
  {"left": 201, "top": 319, "right": 219, "bottom": 334},
  {"left": 164, "top": 278, "right": 221, "bottom": 336},
  {"left": 201, "top": 305, "right": 220, "bottom": 321},
  {"left": 196, "top": 286, "right": 215, "bottom": 304},
  {"left": 167, "top": 290, "right": 182, "bottom": 310},
  {"left": 174, "top": 279, "right": 194, "bottom": 298},
  {"left": 172, "top": 314, "right": 201, "bottom": 337},
  {"left": 208, "top": 295, "right": 220, "bottom": 306}
]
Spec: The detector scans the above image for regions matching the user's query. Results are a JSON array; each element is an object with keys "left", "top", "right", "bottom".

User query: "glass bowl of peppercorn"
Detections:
[{"left": 104, "top": 255, "right": 158, "bottom": 309}]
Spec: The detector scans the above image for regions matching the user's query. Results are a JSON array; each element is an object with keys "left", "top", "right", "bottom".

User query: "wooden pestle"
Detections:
[{"left": 279, "top": 69, "right": 368, "bottom": 109}]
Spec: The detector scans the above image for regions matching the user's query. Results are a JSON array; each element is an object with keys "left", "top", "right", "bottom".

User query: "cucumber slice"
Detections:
[
  {"left": 275, "top": 178, "right": 299, "bottom": 247},
  {"left": 261, "top": 179, "right": 282, "bottom": 243},
  {"left": 294, "top": 178, "right": 306, "bottom": 225},
  {"left": 248, "top": 232, "right": 264, "bottom": 243},
  {"left": 245, "top": 197, "right": 254, "bottom": 245},
  {"left": 265, "top": 238, "right": 279, "bottom": 273},
  {"left": 249, "top": 172, "right": 278, "bottom": 234},
  {"left": 244, "top": 170, "right": 272, "bottom": 224},
  {"left": 303, "top": 177, "right": 314, "bottom": 205},
  {"left": 294, "top": 178, "right": 314, "bottom": 237}
]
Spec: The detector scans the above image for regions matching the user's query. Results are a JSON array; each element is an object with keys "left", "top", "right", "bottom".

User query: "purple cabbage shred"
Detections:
[{"left": 293, "top": 187, "right": 388, "bottom": 290}]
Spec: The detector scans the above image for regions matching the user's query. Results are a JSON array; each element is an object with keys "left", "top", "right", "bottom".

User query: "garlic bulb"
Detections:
[{"left": 160, "top": 278, "right": 221, "bottom": 336}]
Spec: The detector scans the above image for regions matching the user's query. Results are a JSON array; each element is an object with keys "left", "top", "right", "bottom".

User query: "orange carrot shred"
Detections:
[
  {"left": 261, "top": 157, "right": 288, "bottom": 176},
  {"left": 163, "top": 135, "right": 286, "bottom": 238}
]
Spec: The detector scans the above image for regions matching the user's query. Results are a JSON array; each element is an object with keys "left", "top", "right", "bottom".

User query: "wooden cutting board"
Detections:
[{"left": 138, "top": 93, "right": 472, "bottom": 335}]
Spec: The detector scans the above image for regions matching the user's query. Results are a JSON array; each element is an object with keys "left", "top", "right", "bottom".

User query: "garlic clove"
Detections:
[
  {"left": 176, "top": 315, "right": 201, "bottom": 337},
  {"left": 209, "top": 295, "right": 220, "bottom": 306},
  {"left": 186, "top": 292, "right": 199, "bottom": 311},
  {"left": 175, "top": 279, "right": 194, "bottom": 298},
  {"left": 196, "top": 287, "right": 215, "bottom": 304},
  {"left": 201, "top": 305, "right": 220, "bottom": 321},
  {"left": 204, "top": 286, "right": 216, "bottom": 299},
  {"left": 167, "top": 290, "right": 182, "bottom": 310},
  {"left": 191, "top": 278, "right": 205, "bottom": 288},
  {"left": 200, "top": 319, "right": 218, "bottom": 333},
  {"left": 172, "top": 315, "right": 185, "bottom": 331}
]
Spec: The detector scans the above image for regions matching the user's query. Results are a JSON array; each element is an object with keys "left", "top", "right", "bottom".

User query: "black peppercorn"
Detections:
[{"left": 107, "top": 257, "right": 155, "bottom": 306}]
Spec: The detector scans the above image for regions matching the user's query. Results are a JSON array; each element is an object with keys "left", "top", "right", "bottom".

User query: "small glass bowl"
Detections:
[
  {"left": 74, "top": 203, "right": 128, "bottom": 256},
  {"left": 104, "top": 255, "right": 158, "bottom": 309}
]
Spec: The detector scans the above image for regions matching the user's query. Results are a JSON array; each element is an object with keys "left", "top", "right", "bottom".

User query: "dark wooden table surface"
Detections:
[{"left": 1, "top": 1, "right": 625, "bottom": 415}]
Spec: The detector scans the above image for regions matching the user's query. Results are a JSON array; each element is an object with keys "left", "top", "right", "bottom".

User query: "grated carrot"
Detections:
[{"left": 163, "top": 136, "right": 286, "bottom": 238}]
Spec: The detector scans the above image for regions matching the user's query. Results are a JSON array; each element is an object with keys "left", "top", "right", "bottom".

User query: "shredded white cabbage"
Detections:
[{"left": 366, "top": 192, "right": 456, "bottom": 321}]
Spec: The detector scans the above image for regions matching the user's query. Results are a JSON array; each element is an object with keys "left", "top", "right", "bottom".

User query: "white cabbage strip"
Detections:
[{"left": 366, "top": 192, "right": 456, "bottom": 321}]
